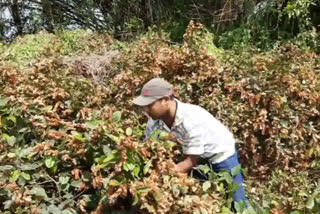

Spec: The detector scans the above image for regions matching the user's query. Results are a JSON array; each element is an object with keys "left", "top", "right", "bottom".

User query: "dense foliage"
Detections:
[
  {"left": 1, "top": 0, "right": 320, "bottom": 48},
  {"left": 0, "top": 59, "right": 225, "bottom": 213},
  {"left": 0, "top": 22, "right": 320, "bottom": 213}
]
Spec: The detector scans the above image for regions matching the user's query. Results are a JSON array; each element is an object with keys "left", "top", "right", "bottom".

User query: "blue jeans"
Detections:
[{"left": 191, "top": 153, "right": 248, "bottom": 206}]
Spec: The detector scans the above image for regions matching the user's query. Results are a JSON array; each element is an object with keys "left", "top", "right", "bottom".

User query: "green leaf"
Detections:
[
  {"left": 0, "top": 97, "right": 9, "bottom": 106},
  {"left": 298, "top": 191, "right": 308, "bottom": 197},
  {"left": 231, "top": 165, "right": 242, "bottom": 177},
  {"left": 290, "top": 211, "right": 302, "bottom": 214},
  {"left": 94, "top": 156, "right": 105, "bottom": 164},
  {"left": 3, "top": 134, "right": 16, "bottom": 146},
  {"left": 102, "top": 152, "right": 121, "bottom": 166},
  {"left": 109, "top": 179, "right": 121, "bottom": 186},
  {"left": 100, "top": 195, "right": 108, "bottom": 204},
  {"left": 202, "top": 167, "right": 210, "bottom": 174},
  {"left": 7, "top": 153, "right": 16, "bottom": 158},
  {"left": 102, "top": 145, "right": 112, "bottom": 156},
  {"left": 30, "top": 187, "right": 48, "bottom": 199},
  {"left": 126, "top": 127, "right": 133, "bottom": 136},
  {"left": 106, "top": 134, "right": 120, "bottom": 143},
  {"left": 70, "top": 180, "right": 81, "bottom": 188},
  {"left": 234, "top": 201, "right": 246, "bottom": 212},
  {"left": 164, "top": 141, "right": 176, "bottom": 149},
  {"left": 133, "top": 166, "right": 140, "bottom": 177},
  {"left": 132, "top": 193, "right": 139, "bottom": 205},
  {"left": 21, "top": 172, "right": 31, "bottom": 180},
  {"left": 144, "top": 204, "right": 156, "bottom": 213},
  {"left": 218, "top": 171, "right": 233, "bottom": 185},
  {"left": 311, "top": 161, "right": 316, "bottom": 168},
  {"left": 202, "top": 181, "right": 211, "bottom": 192},
  {"left": 9, "top": 170, "right": 20, "bottom": 182},
  {"left": 117, "top": 128, "right": 124, "bottom": 134},
  {"left": 217, "top": 182, "right": 225, "bottom": 192},
  {"left": 87, "top": 120, "right": 104, "bottom": 129},
  {"left": 195, "top": 164, "right": 210, "bottom": 174},
  {"left": 0, "top": 189, "right": 10, "bottom": 197},
  {"left": 47, "top": 204, "right": 62, "bottom": 213},
  {"left": 6, "top": 115, "right": 16, "bottom": 123},
  {"left": 7, "top": 136, "right": 16, "bottom": 146},
  {"left": 306, "top": 196, "right": 315, "bottom": 209},
  {"left": 49, "top": 165, "right": 58, "bottom": 175},
  {"left": 18, "top": 163, "right": 42, "bottom": 171},
  {"left": 61, "top": 183, "right": 70, "bottom": 191},
  {"left": 153, "top": 190, "right": 163, "bottom": 202},
  {"left": 172, "top": 185, "right": 180, "bottom": 197},
  {"left": 18, "top": 127, "right": 30, "bottom": 133},
  {"left": 59, "top": 176, "right": 70, "bottom": 184},
  {"left": 0, "top": 165, "right": 14, "bottom": 171},
  {"left": 243, "top": 205, "right": 258, "bottom": 214},
  {"left": 18, "top": 147, "right": 32, "bottom": 158},
  {"left": 40, "top": 105, "right": 53, "bottom": 112},
  {"left": 71, "top": 131, "right": 85, "bottom": 142},
  {"left": 143, "top": 160, "right": 152, "bottom": 175},
  {"left": 3, "top": 200, "right": 13, "bottom": 210},
  {"left": 18, "top": 176, "right": 26, "bottom": 186},
  {"left": 158, "top": 131, "right": 169, "bottom": 140},
  {"left": 82, "top": 171, "right": 91, "bottom": 182},
  {"left": 45, "top": 156, "right": 56, "bottom": 168},
  {"left": 123, "top": 162, "right": 135, "bottom": 171},
  {"left": 229, "top": 183, "right": 241, "bottom": 192},
  {"left": 61, "top": 209, "right": 76, "bottom": 214},
  {"left": 112, "top": 111, "right": 121, "bottom": 122},
  {"left": 271, "top": 200, "right": 279, "bottom": 206},
  {"left": 137, "top": 186, "right": 151, "bottom": 194}
]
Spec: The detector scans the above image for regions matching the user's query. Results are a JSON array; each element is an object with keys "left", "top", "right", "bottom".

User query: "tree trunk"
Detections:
[
  {"left": 10, "top": 0, "right": 23, "bottom": 35},
  {"left": 147, "top": 0, "right": 153, "bottom": 25},
  {"left": 41, "top": 0, "right": 55, "bottom": 32}
]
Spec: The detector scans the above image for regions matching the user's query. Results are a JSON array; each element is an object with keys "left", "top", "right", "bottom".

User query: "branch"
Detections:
[
  {"left": 64, "top": 11, "right": 96, "bottom": 30},
  {"left": 53, "top": 0, "right": 106, "bottom": 30},
  {"left": 27, "top": 0, "right": 102, "bottom": 29},
  {"left": 0, "top": 2, "right": 11, "bottom": 8},
  {"left": 43, "top": 170, "right": 62, "bottom": 202}
]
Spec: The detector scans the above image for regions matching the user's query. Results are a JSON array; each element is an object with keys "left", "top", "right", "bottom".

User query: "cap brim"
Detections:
[{"left": 132, "top": 96, "right": 157, "bottom": 106}]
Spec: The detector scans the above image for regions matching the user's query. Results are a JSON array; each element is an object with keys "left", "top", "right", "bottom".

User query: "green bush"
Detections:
[{"left": 1, "top": 33, "right": 56, "bottom": 67}]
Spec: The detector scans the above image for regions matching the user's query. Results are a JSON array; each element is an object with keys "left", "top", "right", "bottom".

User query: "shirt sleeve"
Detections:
[
  {"left": 144, "top": 118, "right": 155, "bottom": 140},
  {"left": 182, "top": 120, "right": 205, "bottom": 155}
]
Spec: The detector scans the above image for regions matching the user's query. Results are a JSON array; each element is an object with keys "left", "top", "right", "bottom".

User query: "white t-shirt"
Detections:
[{"left": 145, "top": 100, "right": 236, "bottom": 163}]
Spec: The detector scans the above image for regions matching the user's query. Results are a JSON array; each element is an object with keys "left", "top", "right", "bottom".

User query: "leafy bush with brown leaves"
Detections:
[
  {"left": 109, "top": 22, "right": 320, "bottom": 178},
  {"left": 0, "top": 57, "right": 225, "bottom": 213}
]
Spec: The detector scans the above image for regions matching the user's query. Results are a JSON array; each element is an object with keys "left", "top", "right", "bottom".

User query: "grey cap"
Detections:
[{"left": 132, "top": 78, "right": 173, "bottom": 106}]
